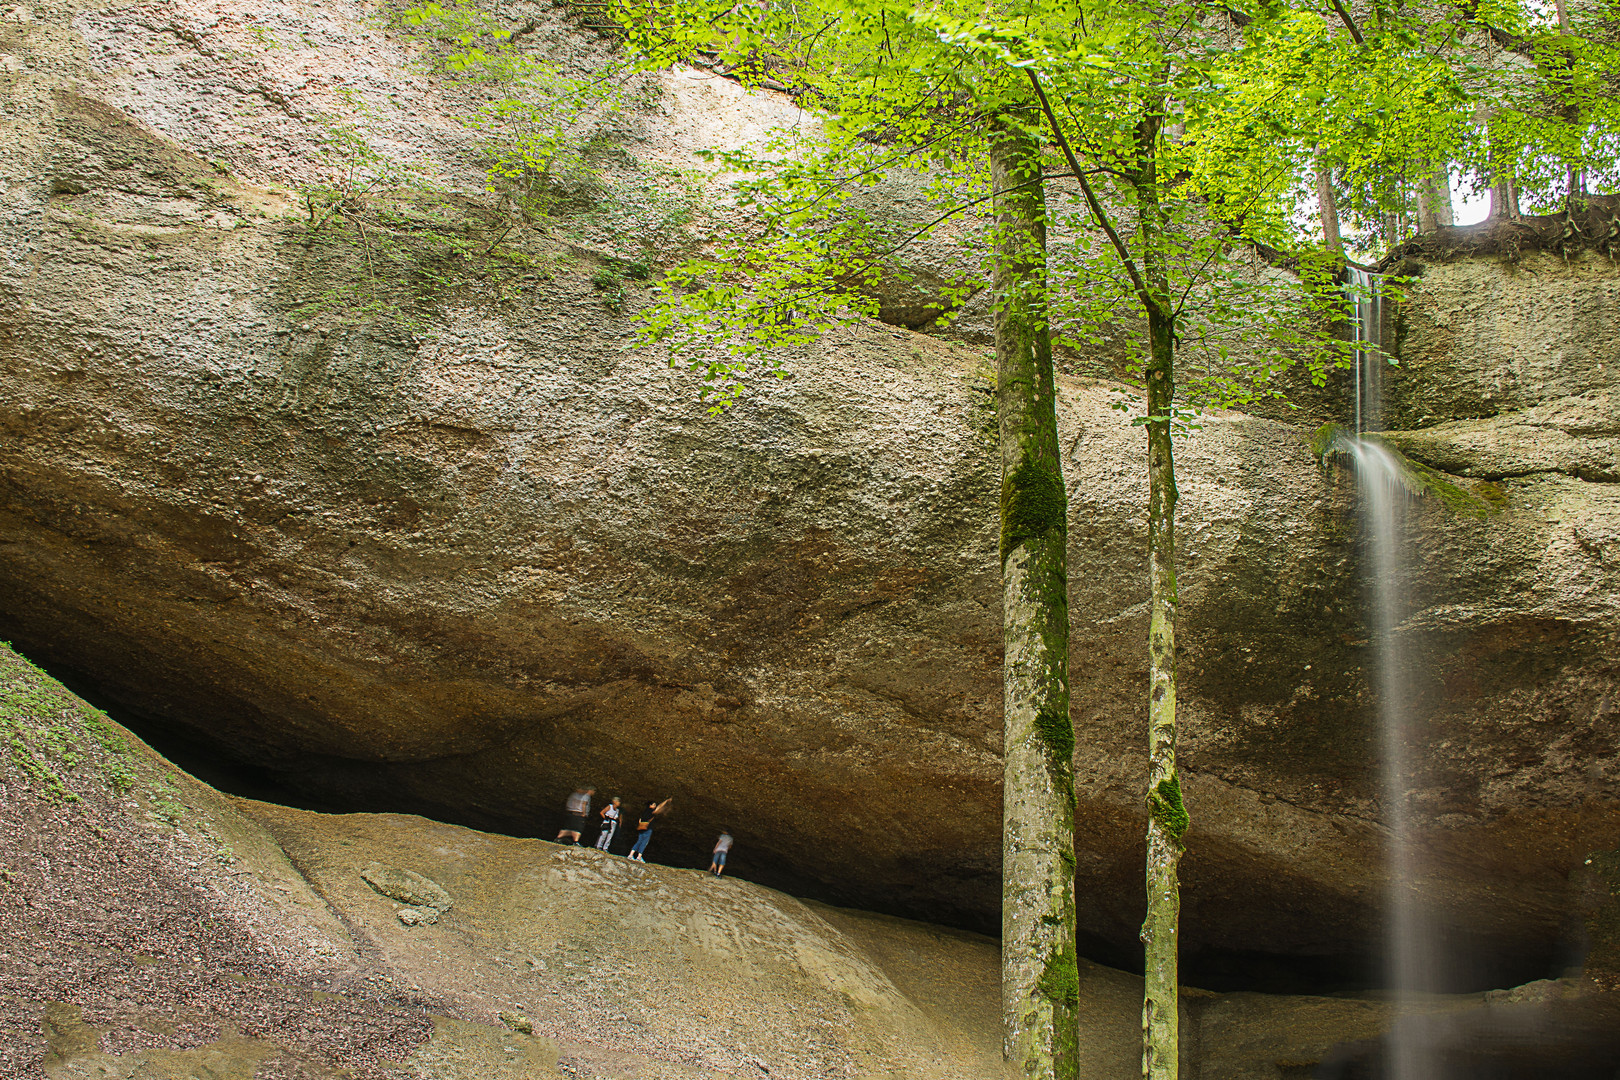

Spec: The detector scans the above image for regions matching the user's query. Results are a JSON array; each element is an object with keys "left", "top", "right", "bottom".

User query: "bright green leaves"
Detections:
[
  {"left": 390, "top": 0, "right": 658, "bottom": 238},
  {"left": 398, "top": 2, "right": 543, "bottom": 79},
  {"left": 601, "top": 0, "right": 1613, "bottom": 420},
  {"left": 1203, "top": 0, "right": 1620, "bottom": 249},
  {"left": 634, "top": 114, "right": 991, "bottom": 409},
  {"left": 1193, "top": 10, "right": 1475, "bottom": 255}
]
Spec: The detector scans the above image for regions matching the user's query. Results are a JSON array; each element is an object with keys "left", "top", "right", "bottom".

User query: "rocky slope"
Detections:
[
  {"left": 2, "top": 642, "right": 1010, "bottom": 1079},
  {"left": 8, "top": 646, "right": 1619, "bottom": 1079},
  {"left": 1, "top": 0, "right": 1618, "bottom": 984}
]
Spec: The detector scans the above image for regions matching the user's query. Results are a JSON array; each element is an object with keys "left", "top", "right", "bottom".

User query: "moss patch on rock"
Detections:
[
  {"left": 0, "top": 644, "right": 136, "bottom": 802},
  {"left": 1310, "top": 422, "right": 1501, "bottom": 518}
]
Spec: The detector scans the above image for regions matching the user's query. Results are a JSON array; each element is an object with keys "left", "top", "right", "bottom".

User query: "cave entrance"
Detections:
[{"left": 17, "top": 647, "right": 1587, "bottom": 1001}]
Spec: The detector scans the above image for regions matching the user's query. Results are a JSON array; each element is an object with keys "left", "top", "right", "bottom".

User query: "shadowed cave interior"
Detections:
[{"left": 38, "top": 653, "right": 1585, "bottom": 1002}]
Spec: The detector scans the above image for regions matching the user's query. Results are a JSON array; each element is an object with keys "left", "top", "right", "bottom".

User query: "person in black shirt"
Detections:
[{"left": 628, "top": 797, "right": 672, "bottom": 862}]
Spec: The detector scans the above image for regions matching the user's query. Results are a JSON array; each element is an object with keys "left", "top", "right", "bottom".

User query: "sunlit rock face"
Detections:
[{"left": 2, "top": 0, "right": 1617, "bottom": 980}]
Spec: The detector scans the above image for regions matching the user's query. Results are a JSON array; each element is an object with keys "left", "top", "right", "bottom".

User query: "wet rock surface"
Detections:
[{"left": 0, "top": 0, "right": 1617, "bottom": 984}]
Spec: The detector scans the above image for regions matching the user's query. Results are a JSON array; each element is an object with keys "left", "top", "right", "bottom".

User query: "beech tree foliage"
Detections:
[
  {"left": 604, "top": 2, "right": 1356, "bottom": 1073},
  {"left": 383, "top": 0, "right": 1617, "bottom": 1077},
  {"left": 1201, "top": 0, "right": 1620, "bottom": 249}
]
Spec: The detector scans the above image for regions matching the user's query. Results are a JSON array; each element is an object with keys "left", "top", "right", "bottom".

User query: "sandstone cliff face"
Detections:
[{"left": 2, "top": 0, "right": 1617, "bottom": 981}]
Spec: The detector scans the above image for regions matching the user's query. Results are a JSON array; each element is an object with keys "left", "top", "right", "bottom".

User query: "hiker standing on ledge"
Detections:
[
  {"left": 709, "top": 830, "right": 733, "bottom": 877},
  {"left": 629, "top": 797, "right": 672, "bottom": 862},
  {"left": 556, "top": 787, "right": 594, "bottom": 845},
  {"left": 595, "top": 796, "right": 622, "bottom": 852}
]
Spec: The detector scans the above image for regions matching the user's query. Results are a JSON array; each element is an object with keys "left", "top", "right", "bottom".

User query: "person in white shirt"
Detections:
[
  {"left": 709, "top": 831, "right": 734, "bottom": 877},
  {"left": 595, "top": 796, "right": 622, "bottom": 851}
]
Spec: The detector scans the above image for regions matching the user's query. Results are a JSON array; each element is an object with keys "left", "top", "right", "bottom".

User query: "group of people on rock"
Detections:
[{"left": 555, "top": 788, "right": 734, "bottom": 876}]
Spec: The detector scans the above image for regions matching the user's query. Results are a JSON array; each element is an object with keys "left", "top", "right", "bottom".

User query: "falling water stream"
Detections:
[{"left": 1345, "top": 267, "right": 1434, "bottom": 1079}]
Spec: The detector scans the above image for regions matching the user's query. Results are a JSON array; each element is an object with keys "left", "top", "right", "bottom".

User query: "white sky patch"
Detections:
[{"left": 1451, "top": 172, "right": 1492, "bottom": 226}]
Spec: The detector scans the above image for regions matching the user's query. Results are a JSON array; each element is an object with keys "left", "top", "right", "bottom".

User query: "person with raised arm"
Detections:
[{"left": 628, "top": 797, "right": 672, "bottom": 862}]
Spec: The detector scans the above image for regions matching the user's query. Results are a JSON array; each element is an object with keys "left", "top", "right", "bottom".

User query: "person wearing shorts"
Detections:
[
  {"left": 595, "top": 797, "right": 621, "bottom": 851},
  {"left": 709, "top": 831, "right": 733, "bottom": 877},
  {"left": 555, "top": 787, "right": 594, "bottom": 844},
  {"left": 629, "top": 797, "right": 672, "bottom": 861}
]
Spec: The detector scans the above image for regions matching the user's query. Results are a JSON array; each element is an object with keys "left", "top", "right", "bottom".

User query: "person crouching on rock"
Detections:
[
  {"left": 556, "top": 787, "right": 594, "bottom": 845},
  {"left": 709, "top": 830, "right": 733, "bottom": 877},
  {"left": 595, "top": 796, "right": 621, "bottom": 851},
  {"left": 629, "top": 797, "right": 672, "bottom": 862}
]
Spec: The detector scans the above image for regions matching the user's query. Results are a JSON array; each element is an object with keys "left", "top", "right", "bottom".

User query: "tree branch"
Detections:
[
  {"left": 1026, "top": 69, "right": 1152, "bottom": 309},
  {"left": 1327, "top": 0, "right": 1366, "bottom": 44}
]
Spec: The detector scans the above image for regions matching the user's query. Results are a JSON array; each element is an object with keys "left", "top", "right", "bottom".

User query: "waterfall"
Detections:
[
  {"left": 1348, "top": 266, "right": 1383, "bottom": 437},
  {"left": 1344, "top": 270, "right": 1434, "bottom": 1079}
]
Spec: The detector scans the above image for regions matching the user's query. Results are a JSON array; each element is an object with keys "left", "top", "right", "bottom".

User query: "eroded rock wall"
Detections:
[
  {"left": 1, "top": 0, "right": 1618, "bottom": 976},
  {"left": 10, "top": 646, "right": 1618, "bottom": 1079}
]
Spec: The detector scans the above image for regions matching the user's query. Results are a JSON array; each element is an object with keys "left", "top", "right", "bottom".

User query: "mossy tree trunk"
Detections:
[
  {"left": 1025, "top": 73, "right": 1188, "bottom": 1079},
  {"left": 1135, "top": 111, "right": 1187, "bottom": 1080},
  {"left": 991, "top": 114, "right": 1078, "bottom": 1080}
]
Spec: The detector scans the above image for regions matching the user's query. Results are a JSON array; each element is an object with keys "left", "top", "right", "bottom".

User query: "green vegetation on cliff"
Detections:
[
  {"left": 1311, "top": 422, "right": 1504, "bottom": 518},
  {"left": 0, "top": 644, "right": 134, "bottom": 802}
]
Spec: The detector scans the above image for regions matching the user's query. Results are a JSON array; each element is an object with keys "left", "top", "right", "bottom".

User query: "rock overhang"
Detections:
[{"left": 1, "top": 0, "right": 1618, "bottom": 987}]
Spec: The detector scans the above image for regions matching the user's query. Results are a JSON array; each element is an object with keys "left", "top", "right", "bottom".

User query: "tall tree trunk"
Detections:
[
  {"left": 1140, "top": 301, "right": 1184, "bottom": 1080},
  {"left": 1136, "top": 115, "right": 1186, "bottom": 1080},
  {"left": 1488, "top": 132, "right": 1519, "bottom": 221},
  {"left": 1433, "top": 169, "right": 1455, "bottom": 227},
  {"left": 1416, "top": 167, "right": 1454, "bottom": 232},
  {"left": 990, "top": 115, "right": 1079, "bottom": 1080},
  {"left": 1316, "top": 158, "right": 1343, "bottom": 255},
  {"left": 1490, "top": 174, "right": 1519, "bottom": 220}
]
